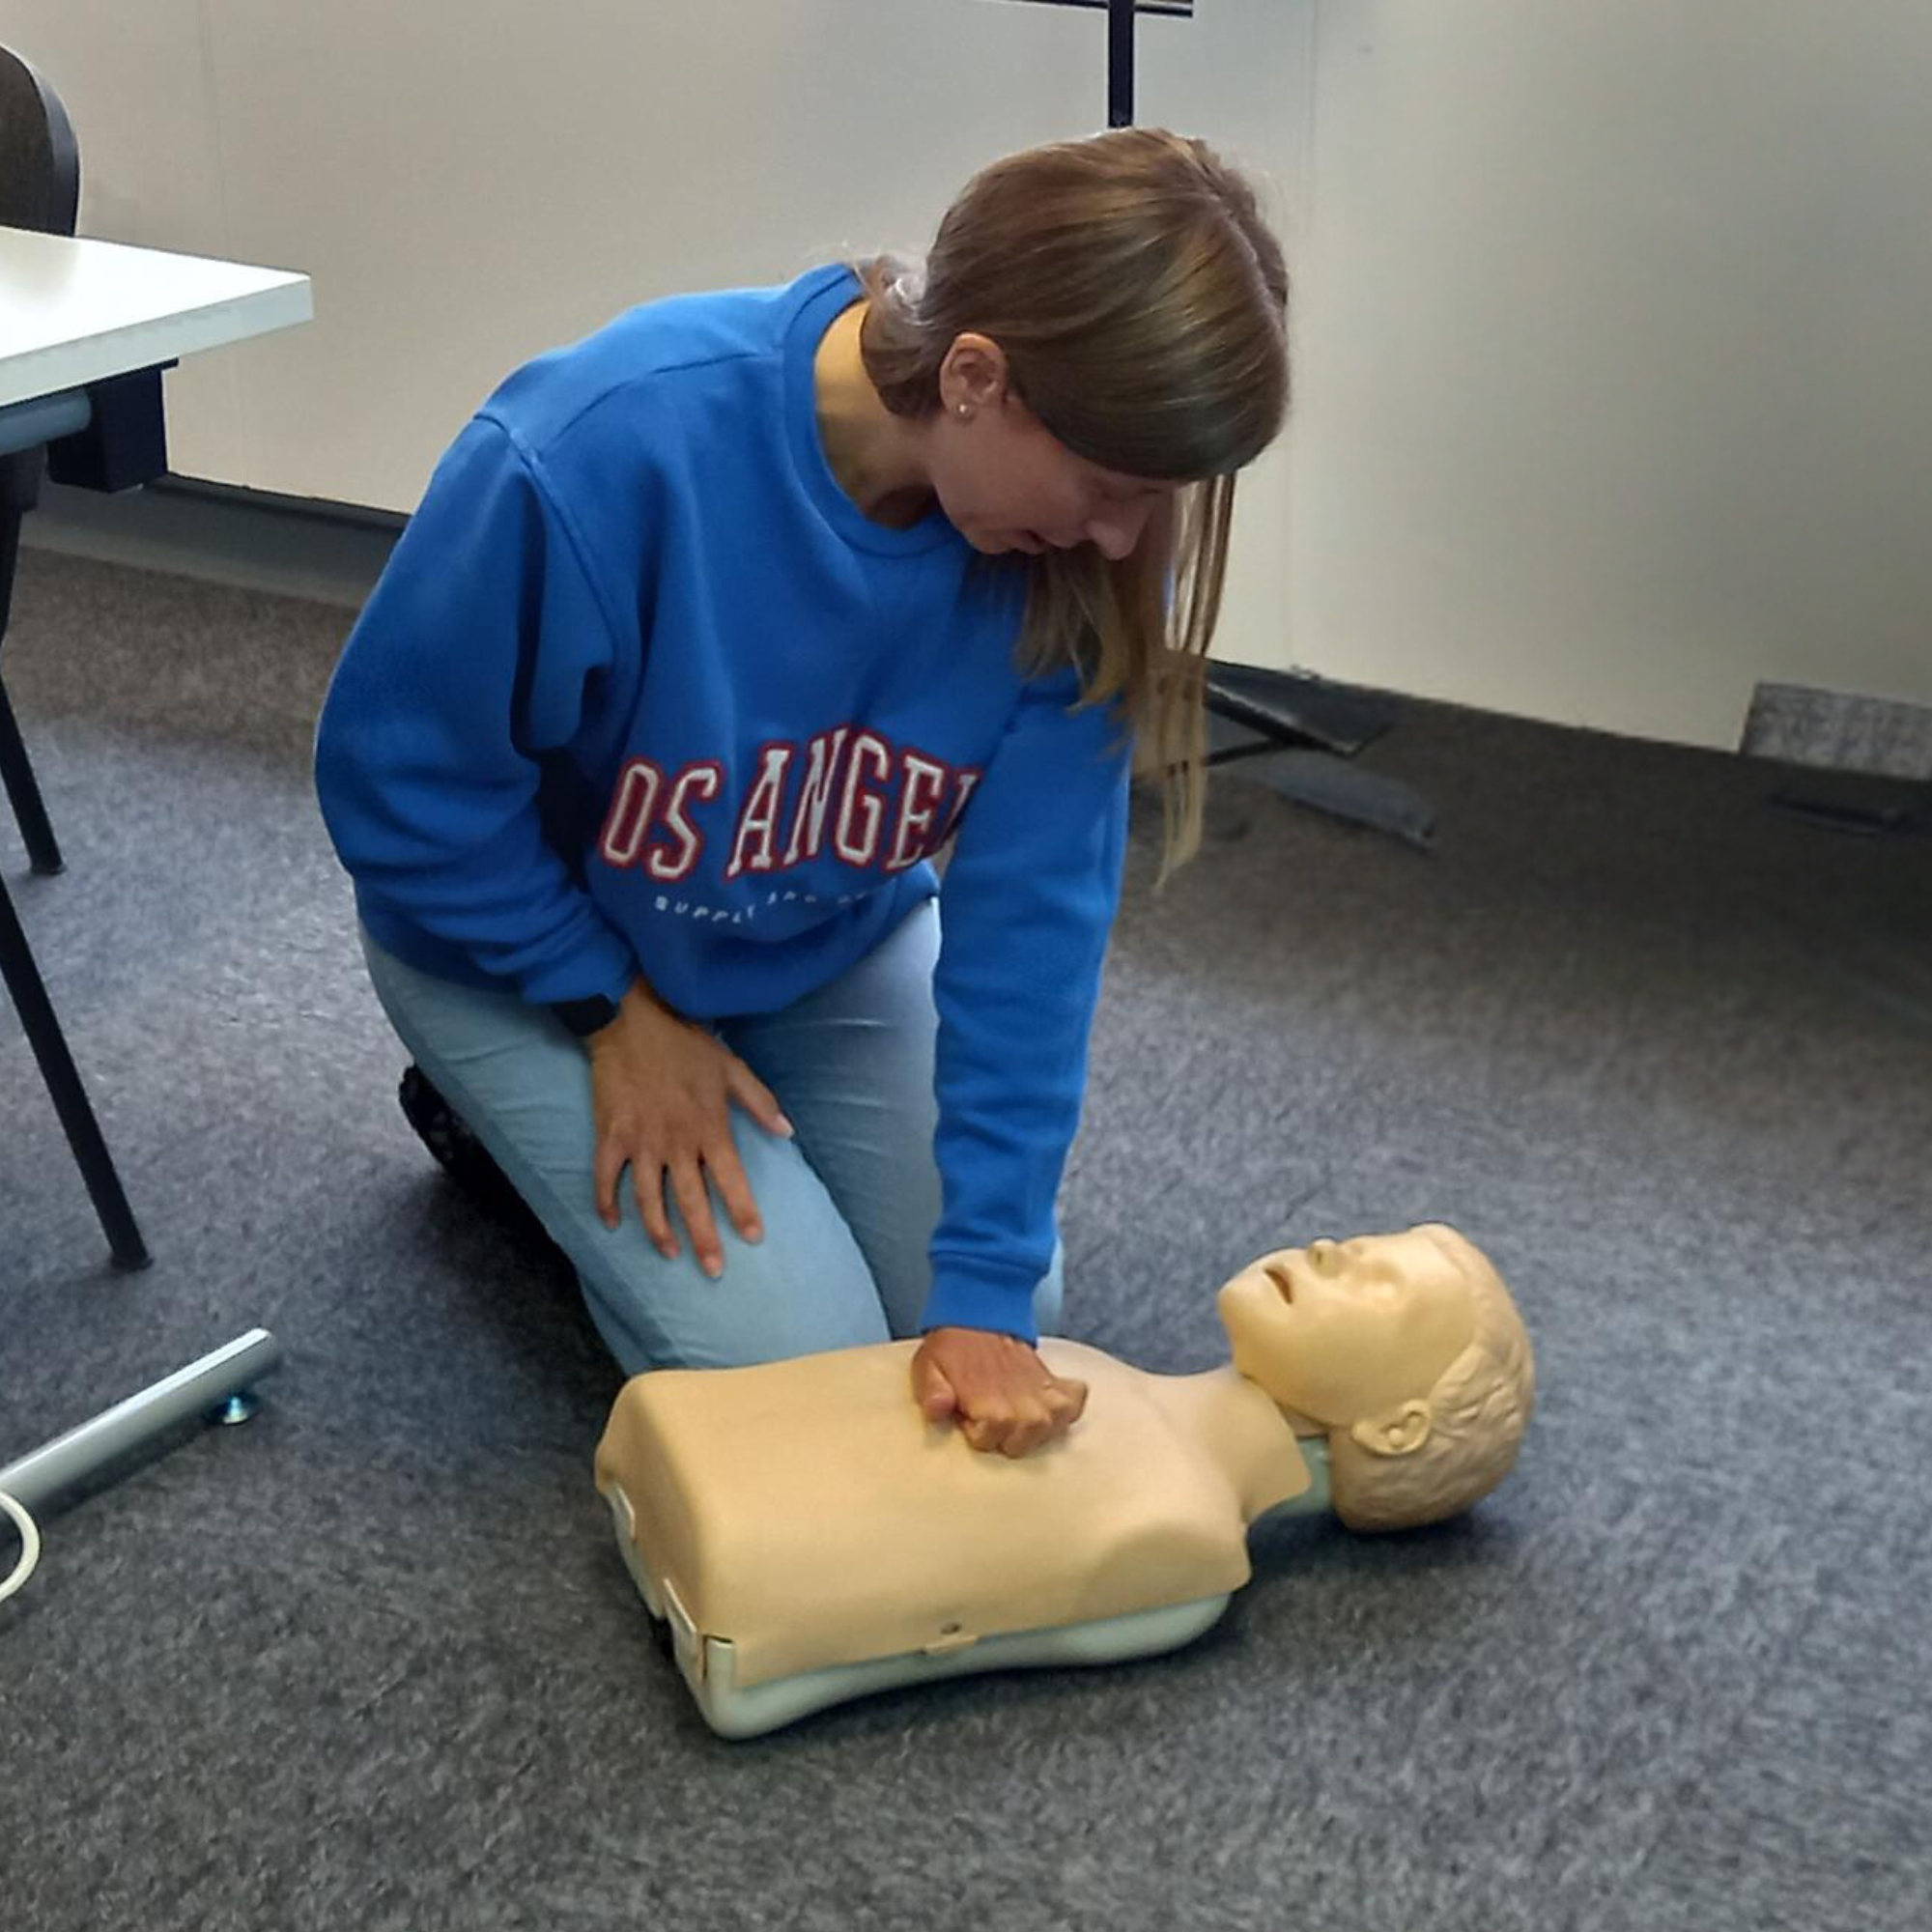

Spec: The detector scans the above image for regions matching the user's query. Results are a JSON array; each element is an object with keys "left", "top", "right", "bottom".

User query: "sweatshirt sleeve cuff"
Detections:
[
  {"left": 518, "top": 924, "right": 639, "bottom": 1010},
  {"left": 920, "top": 1257, "right": 1047, "bottom": 1345}
]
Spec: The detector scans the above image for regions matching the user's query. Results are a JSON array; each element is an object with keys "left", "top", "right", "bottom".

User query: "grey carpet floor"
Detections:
[{"left": 2, "top": 548, "right": 1928, "bottom": 1931}]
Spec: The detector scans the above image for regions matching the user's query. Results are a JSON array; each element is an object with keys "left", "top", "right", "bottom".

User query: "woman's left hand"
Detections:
[{"left": 909, "top": 1327, "right": 1089, "bottom": 1457}]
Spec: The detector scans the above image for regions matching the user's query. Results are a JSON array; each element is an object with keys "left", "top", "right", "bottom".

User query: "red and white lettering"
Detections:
[
  {"left": 781, "top": 727, "right": 850, "bottom": 867},
  {"left": 726, "top": 743, "right": 793, "bottom": 880},
  {"left": 597, "top": 758, "right": 663, "bottom": 867},
  {"left": 929, "top": 769, "right": 982, "bottom": 852},
  {"left": 648, "top": 761, "right": 723, "bottom": 882},
  {"left": 887, "top": 753, "right": 950, "bottom": 871},
  {"left": 603, "top": 738, "right": 980, "bottom": 887},
  {"left": 834, "top": 731, "right": 894, "bottom": 867}
]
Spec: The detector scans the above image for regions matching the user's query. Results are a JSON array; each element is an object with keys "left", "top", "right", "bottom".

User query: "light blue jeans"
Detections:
[{"left": 359, "top": 898, "right": 1063, "bottom": 1375}]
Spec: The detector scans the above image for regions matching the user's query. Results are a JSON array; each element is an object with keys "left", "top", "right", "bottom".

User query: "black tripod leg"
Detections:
[{"left": 0, "top": 869, "right": 150, "bottom": 1269}]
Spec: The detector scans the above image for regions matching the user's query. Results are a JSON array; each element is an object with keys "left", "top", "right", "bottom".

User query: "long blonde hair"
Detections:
[{"left": 852, "top": 128, "right": 1290, "bottom": 877}]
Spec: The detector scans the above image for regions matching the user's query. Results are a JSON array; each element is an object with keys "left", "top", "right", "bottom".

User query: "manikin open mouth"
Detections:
[{"left": 1264, "top": 1260, "right": 1295, "bottom": 1304}]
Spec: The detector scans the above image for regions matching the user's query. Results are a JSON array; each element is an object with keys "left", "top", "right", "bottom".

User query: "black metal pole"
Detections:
[{"left": 1107, "top": 0, "right": 1136, "bottom": 128}]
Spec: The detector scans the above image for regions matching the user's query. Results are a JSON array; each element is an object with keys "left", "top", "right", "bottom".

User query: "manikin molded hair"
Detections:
[{"left": 1325, "top": 1226, "right": 1537, "bottom": 1532}]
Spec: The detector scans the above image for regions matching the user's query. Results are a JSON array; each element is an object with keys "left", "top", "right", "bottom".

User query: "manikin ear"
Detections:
[{"left": 1348, "top": 1400, "right": 1434, "bottom": 1459}]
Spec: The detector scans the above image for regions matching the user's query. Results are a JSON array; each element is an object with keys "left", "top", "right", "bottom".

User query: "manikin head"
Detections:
[{"left": 1217, "top": 1225, "right": 1536, "bottom": 1531}]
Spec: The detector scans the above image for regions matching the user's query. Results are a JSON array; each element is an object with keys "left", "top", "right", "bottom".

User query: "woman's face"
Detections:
[{"left": 928, "top": 331, "right": 1178, "bottom": 561}]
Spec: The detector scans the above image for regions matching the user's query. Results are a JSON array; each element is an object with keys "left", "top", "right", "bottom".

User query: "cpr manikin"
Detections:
[{"left": 594, "top": 1223, "right": 1535, "bottom": 1737}]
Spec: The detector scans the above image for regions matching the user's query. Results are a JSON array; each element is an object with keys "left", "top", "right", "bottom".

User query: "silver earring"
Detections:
[{"left": 957, "top": 404, "right": 972, "bottom": 419}]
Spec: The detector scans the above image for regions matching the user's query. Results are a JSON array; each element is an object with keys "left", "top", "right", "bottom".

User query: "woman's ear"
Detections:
[
  {"left": 1348, "top": 1399, "right": 1433, "bottom": 1459},
  {"left": 941, "top": 333, "right": 1011, "bottom": 414}
]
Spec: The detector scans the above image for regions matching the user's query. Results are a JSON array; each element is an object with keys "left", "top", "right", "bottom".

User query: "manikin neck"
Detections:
[{"left": 1148, "top": 1365, "right": 1333, "bottom": 1525}]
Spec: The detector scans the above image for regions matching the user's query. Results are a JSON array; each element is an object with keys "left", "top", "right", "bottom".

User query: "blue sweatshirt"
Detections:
[{"left": 314, "top": 263, "right": 1131, "bottom": 1342}]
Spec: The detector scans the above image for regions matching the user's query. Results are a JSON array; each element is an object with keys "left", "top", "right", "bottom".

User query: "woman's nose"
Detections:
[{"left": 1086, "top": 503, "right": 1152, "bottom": 560}]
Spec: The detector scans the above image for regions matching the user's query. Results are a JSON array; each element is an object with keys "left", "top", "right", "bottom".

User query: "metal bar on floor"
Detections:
[{"left": 0, "top": 1329, "right": 282, "bottom": 1519}]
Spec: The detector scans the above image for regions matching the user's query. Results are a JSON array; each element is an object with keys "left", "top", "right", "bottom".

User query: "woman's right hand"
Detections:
[{"left": 585, "top": 982, "right": 792, "bottom": 1276}]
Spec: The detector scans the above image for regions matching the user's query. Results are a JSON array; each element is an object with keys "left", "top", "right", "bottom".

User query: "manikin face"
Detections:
[
  {"left": 1217, "top": 1228, "right": 1479, "bottom": 1428},
  {"left": 928, "top": 332, "right": 1179, "bottom": 562}
]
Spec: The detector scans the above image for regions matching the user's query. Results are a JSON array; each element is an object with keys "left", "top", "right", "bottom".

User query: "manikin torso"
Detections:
[
  {"left": 593, "top": 1338, "right": 1327, "bottom": 1694},
  {"left": 591, "top": 1226, "right": 1530, "bottom": 1738}
]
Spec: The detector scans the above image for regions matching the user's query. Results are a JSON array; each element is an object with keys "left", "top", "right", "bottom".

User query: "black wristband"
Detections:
[{"left": 550, "top": 992, "right": 622, "bottom": 1038}]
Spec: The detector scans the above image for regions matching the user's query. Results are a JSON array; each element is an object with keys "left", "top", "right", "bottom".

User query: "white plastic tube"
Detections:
[{"left": 0, "top": 1490, "right": 40, "bottom": 1604}]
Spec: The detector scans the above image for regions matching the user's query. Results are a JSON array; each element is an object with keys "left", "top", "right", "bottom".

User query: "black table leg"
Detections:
[
  {"left": 0, "top": 508, "right": 65, "bottom": 876},
  {"left": 0, "top": 867, "right": 150, "bottom": 1269},
  {"left": 0, "top": 676, "right": 64, "bottom": 875}
]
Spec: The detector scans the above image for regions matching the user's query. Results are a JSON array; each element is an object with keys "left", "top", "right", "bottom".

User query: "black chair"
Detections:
[{"left": 1, "top": 43, "right": 149, "bottom": 1267}]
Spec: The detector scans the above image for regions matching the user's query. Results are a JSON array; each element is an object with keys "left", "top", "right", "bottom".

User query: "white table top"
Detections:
[{"left": 0, "top": 225, "right": 312, "bottom": 410}]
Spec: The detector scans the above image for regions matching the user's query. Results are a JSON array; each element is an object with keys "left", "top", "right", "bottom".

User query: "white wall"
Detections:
[
  {"left": 1294, "top": 0, "right": 1932, "bottom": 742},
  {"left": 0, "top": 2, "right": 1302, "bottom": 522},
  {"left": 5, "top": 2, "right": 1930, "bottom": 744}
]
